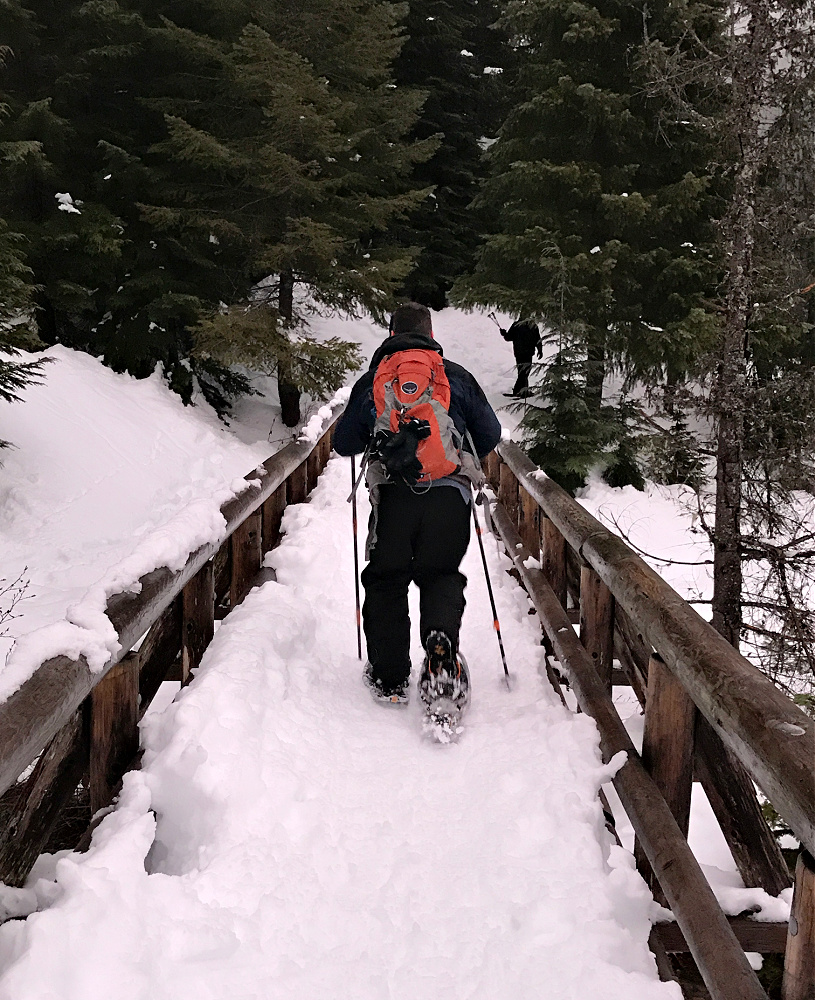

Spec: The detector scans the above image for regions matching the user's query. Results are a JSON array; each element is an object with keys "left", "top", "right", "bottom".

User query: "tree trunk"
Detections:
[
  {"left": 278, "top": 269, "right": 301, "bottom": 428},
  {"left": 585, "top": 337, "right": 606, "bottom": 414},
  {"left": 711, "top": 6, "right": 769, "bottom": 650},
  {"left": 711, "top": 354, "right": 745, "bottom": 647}
]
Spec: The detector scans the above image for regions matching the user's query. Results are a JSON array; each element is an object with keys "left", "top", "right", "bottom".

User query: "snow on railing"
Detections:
[{"left": 0, "top": 399, "right": 345, "bottom": 888}]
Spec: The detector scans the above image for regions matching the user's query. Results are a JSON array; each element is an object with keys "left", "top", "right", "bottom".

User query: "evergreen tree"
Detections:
[
  {"left": 453, "top": 0, "right": 725, "bottom": 484},
  {"left": 645, "top": 0, "right": 815, "bottom": 672},
  {"left": 393, "top": 0, "right": 513, "bottom": 308},
  {"left": 519, "top": 339, "right": 612, "bottom": 493},
  {"left": 0, "top": 217, "right": 48, "bottom": 448},
  {"left": 0, "top": 27, "right": 50, "bottom": 448},
  {"left": 0, "top": 1, "right": 128, "bottom": 353},
  {"left": 0, "top": 1, "right": 432, "bottom": 422}
]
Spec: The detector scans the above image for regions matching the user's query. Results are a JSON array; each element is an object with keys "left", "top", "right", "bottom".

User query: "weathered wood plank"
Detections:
[
  {"left": 635, "top": 654, "right": 695, "bottom": 891},
  {"left": 497, "top": 438, "right": 815, "bottom": 860},
  {"left": 613, "top": 632, "right": 648, "bottom": 706},
  {"left": 262, "top": 482, "right": 287, "bottom": 554},
  {"left": 0, "top": 710, "right": 88, "bottom": 887},
  {"left": 498, "top": 461, "right": 519, "bottom": 525},
  {"left": 90, "top": 652, "right": 139, "bottom": 814},
  {"left": 320, "top": 429, "right": 332, "bottom": 469},
  {"left": 483, "top": 449, "right": 500, "bottom": 490},
  {"left": 579, "top": 564, "right": 615, "bottom": 691},
  {"left": 642, "top": 653, "right": 696, "bottom": 835},
  {"left": 230, "top": 509, "right": 262, "bottom": 608},
  {"left": 519, "top": 486, "right": 541, "bottom": 561},
  {"left": 307, "top": 448, "right": 320, "bottom": 493},
  {"left": 213, "top": 540, "right": 230, "bottom": 608},
  {"left": 138, "top": 595, "right": 182, "bottom": 719},
  {"left": 782, "top": 850, "right": 815, "bottom": 1000},
  {"left": 655, "top": 917, "right": 789, "bottom": 954},
  {"left": 695, "top": 717, "right": 792, "bottom": 896},
  {"left": 491, "top": 500, "right": 769, "bottom": 1000},
  {"left": 182, "top": 561, "right": 214, "bottom": 686},
  {"left": 541, "top": 516, "right": 567, "bottom": 608},
  {"left": 288, "top": 459, "right": 308, "bottom": 505}
]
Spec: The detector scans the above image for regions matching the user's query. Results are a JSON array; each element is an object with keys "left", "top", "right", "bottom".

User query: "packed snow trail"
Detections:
[{"left": 0, "top": 456, "right": 679, "bottom": 1000}]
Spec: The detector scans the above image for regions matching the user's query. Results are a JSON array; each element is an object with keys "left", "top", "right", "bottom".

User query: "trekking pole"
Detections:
[
  {"left": 464, "top": 430, "right": 510, "bottom": 686},
  {"left": 346, "top": 440, "right": 372, "bottom": 503},
  {"left": 471, "top": 489, "right": 510, "bottom": 688},
  {"left": 350, "top": 456, "right": 363, "bottom": 660},
  {"left": 487, "top": 310, "right": 502, "bottom": 328}
]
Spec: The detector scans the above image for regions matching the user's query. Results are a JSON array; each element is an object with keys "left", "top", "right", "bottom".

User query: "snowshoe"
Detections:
[
  {"left": 363, "top": 662, "right": 409, "bottom": 706},
  {"left": 419, "top": 631, "right": 470, "bottom": 743}
]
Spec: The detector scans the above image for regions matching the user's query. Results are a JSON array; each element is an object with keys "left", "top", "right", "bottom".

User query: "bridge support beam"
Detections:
[
  {"left": 783, "top": 850, "right": 815, "bottom": 1000},
  {"left": 579, "top": 565, "right": 615, "bottom": 692}
]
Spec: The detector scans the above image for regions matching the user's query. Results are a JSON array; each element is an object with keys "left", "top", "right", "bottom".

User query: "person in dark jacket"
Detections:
[
  {"left": 334, "top": 302, "right": 501, "bottom": 704},
  {"left": 501, "top": 318, "right": 542, "bottom": 397}
]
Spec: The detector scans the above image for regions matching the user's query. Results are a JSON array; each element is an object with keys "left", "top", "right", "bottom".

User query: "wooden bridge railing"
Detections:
[
  {"left": 0, "top": 407, "right": 343, "bottom": 887},
  {"left": 2, "top": 422, "right": 813, "bottom": 997},
  {"left": 487, "top": 440, "right": 815, "bottom": 1000}
]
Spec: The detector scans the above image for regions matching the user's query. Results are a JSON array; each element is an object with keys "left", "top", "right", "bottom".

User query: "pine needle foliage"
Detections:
[
  {"left": 453, "top": 0, "right": 726, "bottom": 487},
  {"left": 0, "top": 0, "right": 432, "bottom": 416}
]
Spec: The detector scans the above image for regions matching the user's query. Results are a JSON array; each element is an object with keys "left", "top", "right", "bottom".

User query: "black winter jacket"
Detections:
[{"left": 333, "top": 331, "right": 502, "bottom": 460}]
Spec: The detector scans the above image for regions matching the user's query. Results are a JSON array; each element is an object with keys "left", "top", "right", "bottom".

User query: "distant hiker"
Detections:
[
  {"left": 500, "top": 317, "right": 542, "bottom": 398},
  {"left": 334, "top": 302, "right": 501, "bottom": 708}
]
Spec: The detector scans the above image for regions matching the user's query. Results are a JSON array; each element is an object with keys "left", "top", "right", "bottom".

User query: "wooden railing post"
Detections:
[
  {"left": 182, "top": 561, "right": 214, "bottom": 685},
  {"left": 541, "top": 515, "right": 567, "bottom": 608},
  {"left": 262, "top": 482, "right": 287, "bottom": 554},
  {"left": 307, "top": 447, "right": 320, "bottom": 493},
  {"left": 0, "top": 711, "right": 88, "bottom": 886},
  {"left": 230, "top": 508, "right": 262, "bottom": 608},
  {"left": 579, "top": 564, "right": 615, "bottom": 691},
  {"left": 483, "top": 449, "right": 500, "bottom": 490},
  {"left": 519, "top": 487, "right": 541, "bottom": 561},
  {"left": 499, "top": 461, "right": 519, "bottom": 525},
  {"left": 783, "top": 850, "right": 815, "bottom": 1000},
  {"left": 288, "top": 459, "right": 308, "bottom": 505},
  {"left": 635, "top": 653, "right": 696, "bottom": 887},
  {"left": 90, "top": 650, "right": 139, "bottom": 814},
  {"left": 319, "top": 428, "right": 332, "bottom": 470}
]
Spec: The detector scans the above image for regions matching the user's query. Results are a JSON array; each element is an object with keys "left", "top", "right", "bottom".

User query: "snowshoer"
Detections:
[
  {"left": 334, "top": 302, "right": 501, "bottom": 706},
  {"left": 500, "top": 318, "right": 542, "bottom": 398}
]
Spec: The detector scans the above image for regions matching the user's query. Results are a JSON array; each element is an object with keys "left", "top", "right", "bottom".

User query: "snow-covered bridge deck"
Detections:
[
  {"left": 1, "top": 407, "right": 812, "bottom": 1000},
  {"left": 0, "top": 455, "right": 674, "bottom": 1000}
]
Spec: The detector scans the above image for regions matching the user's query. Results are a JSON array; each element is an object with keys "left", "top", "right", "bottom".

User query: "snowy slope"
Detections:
[
  {"left": 0, "top": 456, "right": 678, "bottom": 1000},
  {"left": 0, "top": 347, "right": 274, "bottom": 698}
]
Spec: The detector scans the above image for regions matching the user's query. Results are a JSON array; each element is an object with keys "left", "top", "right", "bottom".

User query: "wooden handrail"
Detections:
[
  {"left": 496, "top": 439, "right": 815, "bottom": 860},
  {"left": 0, "top": 409, "right": 344, "bottom": 799},
  {"left": 491, "top": 502, "right": 769, "bottom": 1000}
]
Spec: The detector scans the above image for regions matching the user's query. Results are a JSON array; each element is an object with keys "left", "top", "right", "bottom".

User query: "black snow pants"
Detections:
[
  {"left": 512, "top": 343, "right": 534, "bottom": 395},
  {"left": 361, "top": 482, "right": 471, "bottom": 690}
]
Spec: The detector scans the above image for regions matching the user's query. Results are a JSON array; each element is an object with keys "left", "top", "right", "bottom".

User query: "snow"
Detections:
[
  {"left": 0, "top": 306, "right": 789, "bottom": 996},
  {"left": 0, "top": 456, "right": 678, "bottom": 999},
  {"left": 54, "top": 193, "right": 81, "bottom": 215},
  {"left": 0, "top": 346, "right": 273, "bottom": 698}
]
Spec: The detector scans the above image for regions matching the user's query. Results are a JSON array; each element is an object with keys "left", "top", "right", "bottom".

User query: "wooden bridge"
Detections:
[{"left": 0, "top": 408, "right": 813, "bottom": 999}]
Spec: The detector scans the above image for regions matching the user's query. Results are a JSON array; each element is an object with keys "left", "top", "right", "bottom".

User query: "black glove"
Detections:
[{"left": 374, "top": 418, "right": 431, "bottom": 484}]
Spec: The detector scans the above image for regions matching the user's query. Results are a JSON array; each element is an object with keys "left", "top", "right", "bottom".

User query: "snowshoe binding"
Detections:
[
  {"left": 419, "top": 631, "right": 470, "bottom": 743},
  {"left": 363, "top": 662, "right": 409, "bottom": 706}
]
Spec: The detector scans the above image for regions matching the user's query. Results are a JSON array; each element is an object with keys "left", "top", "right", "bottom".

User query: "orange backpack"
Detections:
[{"left": 372, "top": 349, "right": 462, "bottom": 483}]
